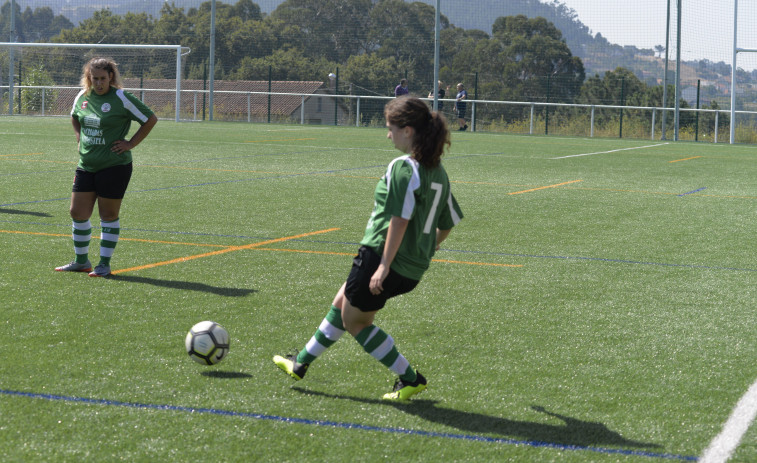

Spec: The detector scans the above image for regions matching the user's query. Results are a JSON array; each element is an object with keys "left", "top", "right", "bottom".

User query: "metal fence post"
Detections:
[
  {"left": 651, "top": 108, "right": 656, "bottom": 140},
  {"left": 356, "top": 96, "right": 360, "bottom": 127},
  {"left": 529, "top": 104, "right": 534, "bottom": 135}
]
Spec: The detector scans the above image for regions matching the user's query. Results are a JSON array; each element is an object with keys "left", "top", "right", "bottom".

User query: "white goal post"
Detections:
[
  {"left": 730, "top": 0, "right": 757, "bottom": 144},
  {"left": 1, "top": 42, "right": 188, "bottom": 122}
]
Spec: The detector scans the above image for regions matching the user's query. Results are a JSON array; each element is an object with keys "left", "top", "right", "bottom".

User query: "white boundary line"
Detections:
[
  {"left": 700, "top": 377, "right": 757, "bottom": 463},
  {"left": 550, "top": 143, "right": 669, "bottom": 159}
]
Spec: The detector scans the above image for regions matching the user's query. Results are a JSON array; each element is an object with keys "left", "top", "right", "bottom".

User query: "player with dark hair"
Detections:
[
  {"left": 274, "top": 97, "right": 463, "bottom": 401},
  {"left": 55, "top": 57, "right": 157, "bottom": 277}
]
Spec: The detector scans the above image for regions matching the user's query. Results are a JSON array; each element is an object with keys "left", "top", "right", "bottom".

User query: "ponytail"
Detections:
[{"left": 384, "top": 97, "right": 450, "bottom": 168}]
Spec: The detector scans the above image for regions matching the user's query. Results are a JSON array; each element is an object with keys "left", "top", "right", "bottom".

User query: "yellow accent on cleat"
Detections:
[
  {"left": 382, "top": 373, "right": 427, "bottom": 401},
  {"left": 273, "top": 354, "right": 305, "bottom": 381}
]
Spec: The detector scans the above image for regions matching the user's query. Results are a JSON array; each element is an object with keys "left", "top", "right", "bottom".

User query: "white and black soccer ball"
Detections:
[{"left": 185, "top": 321, "right": 229, "bottom": 365}]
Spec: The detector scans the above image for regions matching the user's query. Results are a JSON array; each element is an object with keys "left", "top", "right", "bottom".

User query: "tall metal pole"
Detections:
[
  {"left": 674, "top": 0, "right": 682, "bottom": 140},
  {"left": 209, "top": 0, "right": 216, "bottom": 121},
  {"left": 432, "top": 0, "right": 440, "bottom": 112},
  {"left": 661, "top": 0, "right": 671, "bottom": 140},
  {"left": 8, "top": 0, "right": 16, "bottom": 115},
  {"left": 730, "top": 0, "right": 739, "bottom": 144}
]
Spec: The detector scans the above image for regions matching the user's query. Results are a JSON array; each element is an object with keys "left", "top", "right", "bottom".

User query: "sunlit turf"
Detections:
[{"left": 1, "top": 116, "right": 755, "bottom": 461}]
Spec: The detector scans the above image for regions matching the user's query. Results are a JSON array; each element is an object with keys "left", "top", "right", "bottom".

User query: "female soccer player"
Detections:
[
  {"left": 55, "top": 57, "right": 157, "bottom": 277},
  {"left": 274, "top": 97, "right": 463, "bottom": 401}
]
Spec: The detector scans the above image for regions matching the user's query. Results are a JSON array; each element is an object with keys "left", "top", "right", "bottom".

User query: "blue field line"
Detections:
[
  {"left": 0, "top": 388, "right": 696, "bottom": 461},
  {"left": 678, "top": 187, "right": 707, "bottom": 197}
]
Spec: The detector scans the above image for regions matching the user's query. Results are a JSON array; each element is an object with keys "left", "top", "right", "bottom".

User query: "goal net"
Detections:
[{"left": 0, "top": 43, "right": 188, "bottom": 121}]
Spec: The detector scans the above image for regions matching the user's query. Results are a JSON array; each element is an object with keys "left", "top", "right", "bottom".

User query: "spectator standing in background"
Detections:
[{"left": 394, "top": 78, "right": 409, "bottom": 97}]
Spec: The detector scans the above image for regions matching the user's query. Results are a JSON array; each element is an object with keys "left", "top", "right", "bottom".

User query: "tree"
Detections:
[
  {"left": 271, "top": 0, "right": 373, "bottom": 63},
  {"left": 231, "top": 48, "right": 335, "bottom": 81},
  {"left": 369, "top": 0, "right": 449, "bottom": 86},
  {"left": 0, "top": 2, "right": 73, "bottom": 42}
]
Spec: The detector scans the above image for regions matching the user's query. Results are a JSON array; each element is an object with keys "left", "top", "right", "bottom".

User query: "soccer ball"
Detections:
[{"left": 185, "top": 321, "right": 229, "bottom": 365}]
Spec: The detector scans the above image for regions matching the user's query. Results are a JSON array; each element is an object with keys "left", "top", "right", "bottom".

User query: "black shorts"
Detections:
[
  {"left": 72, "top": 163, "right": 133, "bottom": 199},
  {"left": 456, "top": 104, "right": 467, "bottom": 119},
  {"left": 344, "top": 246, "right": 419, "bottom": 312}
]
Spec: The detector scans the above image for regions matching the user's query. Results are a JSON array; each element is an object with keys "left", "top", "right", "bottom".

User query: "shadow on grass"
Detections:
[
  {"left": 290, "top": 387, "right": 661, "bottom": 450},
  {"left": 0, "top": 208, "right": 52, "bottom": 217},
  {"left": 108, "top": 274, "right": 257, "bottom": 297},
  {"left": 200, "top": 371, "right": 253, "bottom": 379}
]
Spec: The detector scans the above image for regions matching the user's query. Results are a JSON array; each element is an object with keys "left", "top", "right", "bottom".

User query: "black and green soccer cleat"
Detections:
[
  {"left": 273, "top": 353, "right": 309, "bottom": 381},
  {"left": 382, "top": 372, "right": 427, "bottom": 401}
]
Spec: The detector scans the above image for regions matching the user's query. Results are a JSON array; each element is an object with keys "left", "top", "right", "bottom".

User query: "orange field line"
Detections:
[
  {"left": 669, "top": 156, "right": 703, "bottom": 163},
  {"left": 1, "top": 229, "right": 519, "bottom": 269},
  {"left": 509, "top": 179, "right": 583, "bottom": 195},
  {"left": 111, "top": 228, "right": 340, "bottom": 275},
  {"left": 0, "top": 152, "right": 43, "bottom": 157}
]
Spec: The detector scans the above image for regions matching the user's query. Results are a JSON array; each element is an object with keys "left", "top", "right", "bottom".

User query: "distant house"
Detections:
[
  {"left": 681, "top": 86, "right": 711, "bottom": 106},
  {"left": 57, "top": 79, "right": 349, "bottom": 124}
]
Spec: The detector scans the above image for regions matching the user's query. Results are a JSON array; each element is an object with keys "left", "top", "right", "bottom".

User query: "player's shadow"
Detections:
[
  {"left": 200, "top": 371, "right": 253, "bottom": 379},
  {"left": 108, "top": 274, "right": 257, "bottom": 297},
  {"left": 291, "top": 387, "right": 661, "bottom": 450},
  {"left": 0, "top": 208, "right": 52, "bottom": 217}
]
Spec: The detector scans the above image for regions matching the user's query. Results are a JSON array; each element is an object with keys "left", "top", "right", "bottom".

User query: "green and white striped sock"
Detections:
[
  {"left": 72, "top": 219, "right": 91, "bottom": 264},
  {"left": 98, "top": 218, "right": 120, "bottom": 266},
  {"left": 355, "top": 325, "right": 417, "bottom": 383},
  {"left": 297, "top": 305, "right": 346, "bottom": 364}
]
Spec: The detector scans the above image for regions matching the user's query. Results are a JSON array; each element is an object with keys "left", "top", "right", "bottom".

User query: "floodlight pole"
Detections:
[
  {"left": 8, "top": 0, "right": 15, "bottom": 115},
  {"left": 209, "top": 0, "right": 216, "bottom": 121},
  {"left": 730, "top": 0, "right": 738, "bottom": 144},
  {"left": 433, "top": 0, "right": 440, "bottom": 112},
  {"left": 674, "top": 0, "right": 682, "bottom": 141},
  {"left": 661, "top": 0, "right": 671, "bottom": 140}
]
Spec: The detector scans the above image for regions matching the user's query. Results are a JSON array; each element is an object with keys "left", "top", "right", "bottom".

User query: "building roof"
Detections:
[
  {"left": 56, "top": 79, "right": 327, "bottom": 117},
  {"left": 122, "top": 79, "right": 326, "bottom": 116}
]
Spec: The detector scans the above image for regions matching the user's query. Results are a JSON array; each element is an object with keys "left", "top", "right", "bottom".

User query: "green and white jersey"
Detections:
[
  {"left": 361, "top": 155, "right": 463, "bottom": 280},
  {"left": 70, "top": 87, "right": 154, "bottom": 172}
]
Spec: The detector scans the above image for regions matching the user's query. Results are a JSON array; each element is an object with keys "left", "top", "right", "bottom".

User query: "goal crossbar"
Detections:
[{"left": 1, "top": 42, "right": 188, "bottom": 122}]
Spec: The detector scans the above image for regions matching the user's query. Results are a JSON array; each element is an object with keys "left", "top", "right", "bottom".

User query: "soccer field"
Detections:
[{"left": 1, "top": 116, "right": 755, "bottom": 462}]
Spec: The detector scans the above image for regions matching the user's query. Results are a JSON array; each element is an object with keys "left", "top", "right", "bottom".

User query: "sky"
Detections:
[{"left": 559, "top": 0, "right": 757, "bottom": 68}]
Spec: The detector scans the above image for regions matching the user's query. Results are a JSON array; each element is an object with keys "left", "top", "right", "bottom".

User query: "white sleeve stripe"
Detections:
[
  {"left": 401, "top": 157, "right": 421, "bottom": 219},
  {"left": 71, "top": 89, "right": 87, "bottom": 115},
  {"left": 447, "top": 193, "right": 462, "bottom": 225},
  {"left": 116, "top": 89, "right": 149, "bottom": 123}
]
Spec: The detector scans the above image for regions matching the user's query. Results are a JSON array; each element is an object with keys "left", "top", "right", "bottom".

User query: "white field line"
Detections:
[
  {"left": 550, "top": 142, "right": 669, "bottom": 159},
  {"left": 700, "top": 378, "right": 757, "bottom": 463}
]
